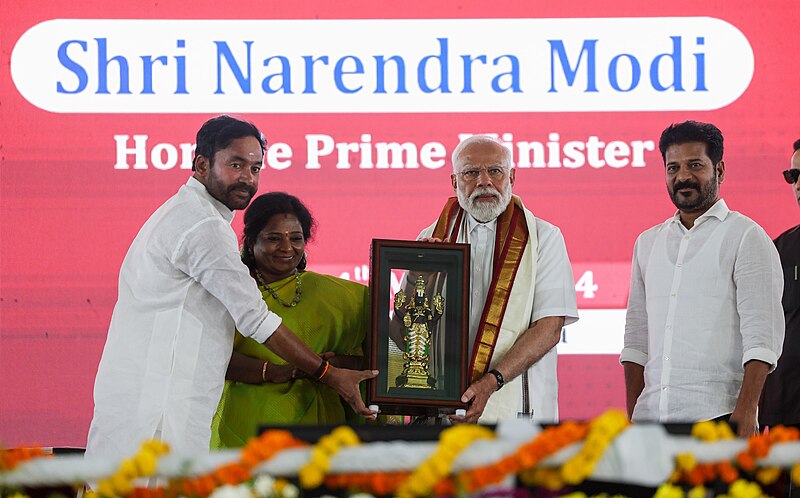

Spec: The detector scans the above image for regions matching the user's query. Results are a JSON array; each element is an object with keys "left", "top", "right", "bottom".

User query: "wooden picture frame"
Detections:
[{"left": 367, "top": 239, "right": 470, "bottom": 416}]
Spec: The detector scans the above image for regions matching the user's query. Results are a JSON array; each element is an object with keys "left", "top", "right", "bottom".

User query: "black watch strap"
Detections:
[{"left": 488, "top": 369, "right": 505, "bottom": 390}]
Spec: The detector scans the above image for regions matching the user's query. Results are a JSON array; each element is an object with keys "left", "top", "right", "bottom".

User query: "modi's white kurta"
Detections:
[
  {"left": 86, "top": 177, "right": 282, "bottom": 462},
  {"left": 419, "top": 200, "right": 578, "bottom": 423}
]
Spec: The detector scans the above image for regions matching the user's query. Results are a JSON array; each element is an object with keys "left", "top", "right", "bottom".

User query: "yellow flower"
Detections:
[
  {"left": 654, "top": 482, "right": 684, "bottom": 498},
  {"left": 118, "top": 458, "right": 138, "bottom": 479},
  {"left": 396, "top": 425, "right": 494, "bottom": 498},
  {"left": 318, "top": 437, "right": 339, "bottom": 453},
  {"left": 133, "top": 451, "right": 157, "bottom": 476},
  {"left": 298, "top": 426, "right": 361, "bottom": 489},
  {"left": 691, "top": 421, "right": 716, "bottom": 441},
  {"left": 729, "top": 479, "right": 764, "bottom": 498},
  {"left": 331, "top": 426, "right": 359, "bottom": 446},
  {"left": 111, "top": 471, "right": 134, "bottom": 496},
  {"left": 688, "top": 486, "right": 706, "bottom": 498},
  {"left": 97, "top": 480, "right": 115, "bottom": 498},
  {"left": 559, "top": 409, "right": 629, "bottom": 486},
  {"left": 792, "top": 463, "right": 800, "bottom": 486},
  {"left": 299, "top": 465, "right": 325, "bottom": 489},
  {"left": 755, "top": 466, "right": 782, "bottom": 485},
  {"left": 676, "top": 452, "right": 697, "bottom": 472}
]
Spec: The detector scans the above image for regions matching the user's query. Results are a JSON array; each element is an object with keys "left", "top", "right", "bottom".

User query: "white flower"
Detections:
[
  {"left": 280, "top": 482, "right": 300, "bottom": 498},
  {"left": 209, "top": 483, "right": 253, "bottom": 498},
  {"left": 350, "top": 493, "right": 377, "bottom": 498},
  {"left": 252, "top": 475, "right": 277, "bottom": 498}
]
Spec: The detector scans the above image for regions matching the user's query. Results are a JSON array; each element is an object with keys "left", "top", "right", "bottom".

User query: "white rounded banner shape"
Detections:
[{"left": 11, "top": 18, "right": 754, "bottom": 113}]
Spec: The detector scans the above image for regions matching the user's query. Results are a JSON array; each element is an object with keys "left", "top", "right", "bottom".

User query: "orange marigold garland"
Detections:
[
  {"left": 131, "top": 430, "right": 306, "bottom": 498},
  {"left": 461, "top": 420, "right": 589, "bottom": 492},
  {"left": 0, "top": 447, "right": 51, "bottom": 471},
  {"left": 669, "top": 420, "right": 738, "bottom": 488},
  {"left": 326, "top": 471, "right": 411, "bottom": 496},
  {"left": 736, "top": 426, "right": 799, "bottom": 475}
]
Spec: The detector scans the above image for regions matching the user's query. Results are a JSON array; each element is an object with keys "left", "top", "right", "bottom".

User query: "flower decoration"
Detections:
[
  {"left": 395, "top": 424, "right": 495, "bottom": 498},
  {"left": 96, "top": 440, "right": 170, "bottom": 498},
  {"left": 298, "top": 426, "right": 360, "bottom": 489},
  {"left": 460, "top": 420, "right": 588, "bottom": 492},
  {"left": 0, "top": 447, "right": 51, "bottom": 471},
  {"left": 560, "top": 409, "right": 629, "bottom": 485}
]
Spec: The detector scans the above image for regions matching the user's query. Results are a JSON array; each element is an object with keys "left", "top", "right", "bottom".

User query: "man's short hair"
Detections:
[
  {"left": 793, "top": 138, "right": 800, "bottom": 153},
  {"left": 192, "top": 115, "right": 266, "bottom": 171},
  {"left": 658, "top": 120, "right": 724, "bottom": 165},
  {"left": 451, "top": 135, "right": 512, "bottom": 172}
]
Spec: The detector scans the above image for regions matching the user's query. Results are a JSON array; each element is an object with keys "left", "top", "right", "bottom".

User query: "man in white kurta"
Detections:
[
  {"left": 86, "top": 116, "right": 376, "bottom": 462},
  {"left": 86, "top": 176, "right": 281, "bottom": 460},
  {"left": 420, "top": 135, "right": 578, "bottom": 424},
  {"left": 621, "top": 120, "right": 783, "bottom": 437}
]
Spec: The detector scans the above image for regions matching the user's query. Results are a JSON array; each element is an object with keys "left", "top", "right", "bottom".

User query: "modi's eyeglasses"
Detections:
[
  {"left": 783, "top": 169, "right": 800, "bottom": 184},
  {"left": 457, "top": 167, "right": 508, "bottom": 181}
]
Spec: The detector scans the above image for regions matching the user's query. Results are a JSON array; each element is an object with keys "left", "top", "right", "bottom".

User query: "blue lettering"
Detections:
[
  {"left": 608, "top": 54, "right": 641, "bottom": 92},
  {"left": 650, "top": 36, "right": 684, "bottom": 92},
  {"left": 175, "top": 39, "right": 188, "bottom": 94},
  {"left": 261, "top": 55, "right": 292, "bottom": 94},
  {"left": 56, "top": 40, "right": 88, "bottom": 94},
  {"left": 548, "top": 39, "right": 598, "bottom": 92},
  {"left": 374, "top": 55, "right": 407, "bottom": 94},
  {"left": 491, "top": 55, "right": 521, "bottom": 93},
  {"left": 417, "top": 38, "right": 450, "bottom": 93},
  {"left": 694, "top": 37, "right": 707, "bottom": 91},
  {"left": 96, "top": 38, "right": 131, "bottom": 94},
  {"left": 140, "top": 56, "right": 167, "bottom": 94},
  {"left": 302, "top": 55, "right": 329, "bottom": 94},
  {"left": 334, "top": 55, "right": 364, "bottom": 93},
  {"left": 215, "top": 41, "right": 253, "bottom": 94},
  {"left": 460, "top": 55, "right": 486, "bottom": 93}
]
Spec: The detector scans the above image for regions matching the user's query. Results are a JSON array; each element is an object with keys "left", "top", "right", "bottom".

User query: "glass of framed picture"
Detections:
[{"left": 367, "top": 239, "right": 470, "bottom": 416}]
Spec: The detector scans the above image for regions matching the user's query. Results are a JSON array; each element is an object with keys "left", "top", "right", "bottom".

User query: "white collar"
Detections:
[
  {"left": 186, "top": 176, "right": 235, "bottom": 223},
  {"left": 466, "top": 213, "right": 498, "bottom": 234}
]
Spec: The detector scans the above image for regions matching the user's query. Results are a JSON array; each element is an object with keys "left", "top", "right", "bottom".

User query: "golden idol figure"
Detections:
[{"left": 393, "top": 274, "right": 444, "bottom": 389}]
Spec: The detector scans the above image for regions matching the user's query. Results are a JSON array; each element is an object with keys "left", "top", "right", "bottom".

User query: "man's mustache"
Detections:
[
  {"left": 228, "top": 183, "right": 256, "bottom": 196},
  {"left": 673, "top": 181, "right": 701, "bottom": 192},
  {"left": 470, "top": 188, "right": 499, "bottom": 201}
]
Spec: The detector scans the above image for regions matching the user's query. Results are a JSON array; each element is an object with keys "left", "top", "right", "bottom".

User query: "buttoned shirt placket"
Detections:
[
  {"left": 659, "top": 218, "right": 706, "bottom": 420},
  {"left": 468, "top": 219, "right": 496, "bottom": 348}
]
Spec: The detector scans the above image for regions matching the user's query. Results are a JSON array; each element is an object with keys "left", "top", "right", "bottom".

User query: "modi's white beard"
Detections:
[{"left": 457, "top": 185, "right": 512, "bottom": 222}]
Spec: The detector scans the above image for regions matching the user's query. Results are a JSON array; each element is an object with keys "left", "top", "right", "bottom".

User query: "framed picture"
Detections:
[{"left": 367, "top": 239, "right": 470, "bottom": 416}]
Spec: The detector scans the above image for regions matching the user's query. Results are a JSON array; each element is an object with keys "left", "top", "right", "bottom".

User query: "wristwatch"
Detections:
[{"left": 488, "top": 369, "right": 505, "bottom": 390}]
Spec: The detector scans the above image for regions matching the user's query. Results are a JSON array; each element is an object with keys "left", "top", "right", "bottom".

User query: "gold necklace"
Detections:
[{"left": 255, "top": 270, "right": 302, "bottom": 307}]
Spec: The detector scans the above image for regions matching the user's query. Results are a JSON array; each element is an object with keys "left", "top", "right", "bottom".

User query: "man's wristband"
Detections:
[
  {"left": 488, "top": 369, "right": 505, "bottom": 390},
  {"left": 312, "top": 359, "right": 330, "bottom": 381}
]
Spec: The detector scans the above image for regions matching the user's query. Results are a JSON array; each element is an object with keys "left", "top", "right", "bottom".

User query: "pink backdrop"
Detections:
[{"left": 1, "top": 0, "right": 798, "bottom": 447}]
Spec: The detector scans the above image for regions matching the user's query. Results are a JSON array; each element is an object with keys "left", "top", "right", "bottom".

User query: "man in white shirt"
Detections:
[
  {"left": 419, "top": 135, "right": 579, "bottom": 424},
  {"left": 86, "top": 116, "right": 377, "bottom": 461},
  {"left": 621, "top": 120, "right": 784, "bottom": 436}
]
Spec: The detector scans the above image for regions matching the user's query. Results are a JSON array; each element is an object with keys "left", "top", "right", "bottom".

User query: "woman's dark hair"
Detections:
[{"left": 241, "top": 192, "right": 316, "bottom": 271}]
